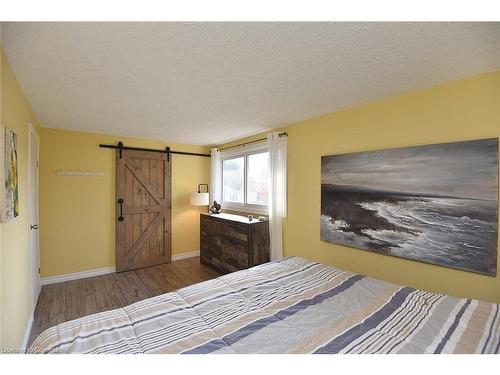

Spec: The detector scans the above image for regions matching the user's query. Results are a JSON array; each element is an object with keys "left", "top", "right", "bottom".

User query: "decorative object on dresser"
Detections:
[
  {"left": 200, "top": 213, "right": 270, "bottom": 273},
  {"left": 209, "top": 200, "right": 222, "bottom": 214}
]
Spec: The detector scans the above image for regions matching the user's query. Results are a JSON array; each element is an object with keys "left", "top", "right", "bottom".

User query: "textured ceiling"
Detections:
[{"left": 2, "top": 22, "right": 500, "bottom": 145}]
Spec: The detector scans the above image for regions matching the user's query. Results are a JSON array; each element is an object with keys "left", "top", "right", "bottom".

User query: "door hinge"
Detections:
[{"left": 38, "top": 267, "right": 40, "bottom": 274}]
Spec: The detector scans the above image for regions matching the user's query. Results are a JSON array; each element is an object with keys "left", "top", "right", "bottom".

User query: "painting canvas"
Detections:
[
  {"left": 321, "top": 138, "right": 498, "bottom": 276},
  {"left": 0, "top": 125, "right": 20, "bottom": 222}
]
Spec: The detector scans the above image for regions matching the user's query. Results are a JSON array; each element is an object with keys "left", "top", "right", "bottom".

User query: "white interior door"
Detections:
[{"left": 28, "top": 124, "right": 40, "bottom": 310}]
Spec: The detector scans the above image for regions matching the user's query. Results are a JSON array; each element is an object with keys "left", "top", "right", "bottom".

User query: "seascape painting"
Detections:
[
  {"left": 0, "top": 125, "right": 19, "bottom": 223},
  {"left": 321, "top": 138, "right": 498, "bottom": 276}
]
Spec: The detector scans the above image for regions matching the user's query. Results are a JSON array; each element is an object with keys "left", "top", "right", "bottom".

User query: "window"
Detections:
[
  {"left": 222, "top": 157, "right": 244, "bottom": 203},
  {"left": 221, "top": 145, "right": 269, "bottom": 213},
  {"left": 247, "top": 152, "right": 269, "bottom": 205}
]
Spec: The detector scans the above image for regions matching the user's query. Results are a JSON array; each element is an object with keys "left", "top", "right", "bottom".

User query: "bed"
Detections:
[{"left": 29, "top": 257, "right": 500, "bottom": 354}]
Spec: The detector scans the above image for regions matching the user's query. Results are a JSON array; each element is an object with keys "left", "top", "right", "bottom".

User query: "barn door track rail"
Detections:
[{"left": 99, "top": 141, "right": 211, "bottom": 161}]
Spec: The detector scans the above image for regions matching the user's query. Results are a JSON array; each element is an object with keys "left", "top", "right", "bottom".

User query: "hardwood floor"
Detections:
[{"left": 28, "top": 256, "right": 220, "bottom": 347}]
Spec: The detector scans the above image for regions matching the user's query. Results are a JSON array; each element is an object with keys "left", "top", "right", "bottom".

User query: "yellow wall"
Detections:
[
  {"left": 222, "top": 70, "right": 500, "bottom": 303},
  {"left": 40, "top": 128, "right": 210, "bottom": 277},
  {"left": 1, "top": 49, "right": 42, "bottom": 349},
  {"left": 0, "top": 42, "right": 3, "bottom": 348}
]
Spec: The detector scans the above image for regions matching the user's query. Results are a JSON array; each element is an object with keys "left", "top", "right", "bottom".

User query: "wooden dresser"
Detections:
[{"left": 200, "top": 213, "right": 270, "bottom": 273}]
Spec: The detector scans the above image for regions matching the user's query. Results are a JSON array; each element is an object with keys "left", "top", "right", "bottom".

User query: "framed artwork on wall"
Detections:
[
  {"left": 0, "top": 124, "right": 20, "bottom": 222},
  {"left": 321, "top": 138, "right": 498, "bottom": 276}
]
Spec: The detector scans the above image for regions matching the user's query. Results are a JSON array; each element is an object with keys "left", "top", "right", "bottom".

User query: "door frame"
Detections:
[{"left": 28, "top": 123, "right": 40, "bottom": 310}]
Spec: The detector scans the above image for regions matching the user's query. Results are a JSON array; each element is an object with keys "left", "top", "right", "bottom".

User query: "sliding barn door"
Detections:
[{"left": 116, "top": 149, "right": 171, "bottom": 272}]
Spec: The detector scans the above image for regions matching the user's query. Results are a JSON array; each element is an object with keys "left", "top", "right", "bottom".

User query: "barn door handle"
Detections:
[{"left": 117, "top": 198, "right": 124, "bottom": 222}]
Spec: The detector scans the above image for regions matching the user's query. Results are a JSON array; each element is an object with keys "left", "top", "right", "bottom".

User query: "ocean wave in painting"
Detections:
[{"left": 320, "top": 184, "right": 498, "bottom": 276}]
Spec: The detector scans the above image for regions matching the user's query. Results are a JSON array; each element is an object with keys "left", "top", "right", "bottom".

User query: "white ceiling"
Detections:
[{"left": 2, "top": 22, "right": 500, "bottom": 145}]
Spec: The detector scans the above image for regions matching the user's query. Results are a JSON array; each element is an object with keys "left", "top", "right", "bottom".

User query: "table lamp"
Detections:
[{"left": 190, "top": 183, "right": 209, "bottom": 211}]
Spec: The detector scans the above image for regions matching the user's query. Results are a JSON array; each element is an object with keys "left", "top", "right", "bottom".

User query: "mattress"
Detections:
[{"left": 29, "top": 257, "right": 500, "bottom": 354}]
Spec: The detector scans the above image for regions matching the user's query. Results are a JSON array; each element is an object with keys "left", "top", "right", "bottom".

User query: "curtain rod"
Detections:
[{"left": 218, "top": 132, "right": 288, "bottom": 151}]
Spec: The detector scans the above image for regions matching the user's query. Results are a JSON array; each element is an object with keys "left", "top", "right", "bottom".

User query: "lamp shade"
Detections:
[{"left": 190, "top": 192, "right": 209, "bottom": 206}]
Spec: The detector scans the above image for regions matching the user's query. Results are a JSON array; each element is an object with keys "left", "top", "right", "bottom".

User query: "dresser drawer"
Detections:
[
  {"left": 201, "top": 233, "right": 221, "bottom": 248},
  {"left": 201, "top": 243, "right": 222, "bottom": 268},
  {"left": 221, "top": 253, "right": 247, "bottom": 272},
  {"left": 220, "top": 222, "right": 248, "bottom": 242},
  {"left": 221, "top": 258, "right": 243, "bottom": 273},
  {"left": 222, "top": 237, "right": 248, "bottom": 268},
  {"left": 201, "top": 216, "right": 220, "bottom": 234}
]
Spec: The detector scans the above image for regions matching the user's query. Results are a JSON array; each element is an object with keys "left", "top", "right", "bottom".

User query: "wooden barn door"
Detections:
[{"left": 116, "top": 149, "right": 171, "bottom": 272}]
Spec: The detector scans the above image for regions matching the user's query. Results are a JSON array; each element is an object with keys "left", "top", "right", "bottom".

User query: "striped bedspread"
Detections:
[{"left": 30, "top": 257, "right": 500, "bottom": 354}]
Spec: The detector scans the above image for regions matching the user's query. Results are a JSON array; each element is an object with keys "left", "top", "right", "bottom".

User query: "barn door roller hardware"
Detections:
[{"left": 99, "top": 142, "right": 211, "bottom": 160}]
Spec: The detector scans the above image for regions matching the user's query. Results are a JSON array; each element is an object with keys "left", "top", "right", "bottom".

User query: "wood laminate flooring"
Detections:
[{"left": 28, "top": 257, "right": 220, "bottom": 347}]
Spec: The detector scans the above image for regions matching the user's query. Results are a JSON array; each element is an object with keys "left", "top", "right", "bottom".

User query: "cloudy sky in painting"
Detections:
[{"left": 322, "top": 138, "right": 498, "bottom": 201}]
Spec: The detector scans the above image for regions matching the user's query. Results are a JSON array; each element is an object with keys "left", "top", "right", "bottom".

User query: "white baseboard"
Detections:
[
  {"left": 40, "top": 251, "right": 200, "bottom": 286},
  {"left": 20, "top": 311, "right": 34, "bottom": 352},
  {"left": 41, "top": 266, "right": 116, "bottom": 286},
  {"left": 172, "top": 250, "right": 200, "bottom": 261}
]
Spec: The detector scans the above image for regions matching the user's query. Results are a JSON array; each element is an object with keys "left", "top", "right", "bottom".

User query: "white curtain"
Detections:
[
  {"left": 210, "top": 148, "right": 222, "bottom": 205},
  {"left": 267, "top": 132, "right": 288, "bottom": 261}
]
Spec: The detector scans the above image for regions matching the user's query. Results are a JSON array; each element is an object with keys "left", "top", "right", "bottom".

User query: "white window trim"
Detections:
[{"left": 220, "top": 141, "right": 269, "bottom": 215}]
